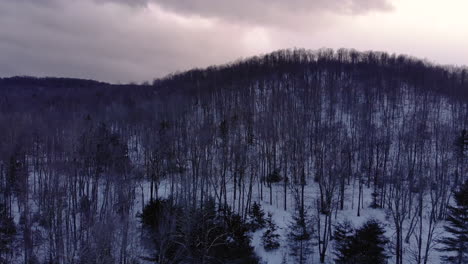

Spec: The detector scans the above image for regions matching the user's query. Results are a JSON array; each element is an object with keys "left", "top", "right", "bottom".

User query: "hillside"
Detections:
[{"left": 0, "top": 48, "right": 467, "bottom": 264}]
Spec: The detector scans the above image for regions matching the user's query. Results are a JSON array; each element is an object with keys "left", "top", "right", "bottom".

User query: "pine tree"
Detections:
[
  {"left": 370, "top": 191, "right": 380, "bottom": 208},
  {"left": 262, "top": 213, "right": 280, "bottom": 250},
  {"left": 332, "top": 220, "right": 354, "bottom": 263},
  {"left": 248, "top": 202, "right": 265, "bottom": 231},
  {"left": 138, "top": 199, "right": 183, "bottom": 264},
  {"left": 215, "top": 207, "right": 259, "bottom": 264},
  {"left": 266, "top": 169, "right": 282, "bottom": 184},
  {"left": 288, "top": 204, "right": 313, "bottom": 264},
  {"left": 0, "top": 204, "right": 16, "bottom": 263},
  {"left": 334, "top": 219, "right": 388, "bottom": 264},
  {"left": 438, "top": 181, "right": 468, "bottom": 264},
  {"left": 351, "top": 219, "right": 389, "bottom": 264}
]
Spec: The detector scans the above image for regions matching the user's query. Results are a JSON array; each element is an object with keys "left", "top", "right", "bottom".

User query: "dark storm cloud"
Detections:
[
  {"left": 0, "top": 0, "right": 249, "bottom": 82},
  {"left": 102, "top": 0, "right": 393, "bottom": 27},
  {"left": 0, "top": 0, "right": 395, "bottom": 82}
]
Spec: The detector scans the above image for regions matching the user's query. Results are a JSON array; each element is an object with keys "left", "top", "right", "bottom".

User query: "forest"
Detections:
[{"left": 0, "top": 48, "right": 467, "bottom": 264}]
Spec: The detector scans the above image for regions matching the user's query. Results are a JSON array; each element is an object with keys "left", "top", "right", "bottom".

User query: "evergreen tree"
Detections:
[
  {"left": 332, "top": 220, "right": 354, "bottom": 263},
  {"left": 248, "top": 202, "right": 265, "bottom": 231},
  {"left": 438, "top": 181, "right": 468, "bottom": 264},
  {"left": 288, "top": 204, "right": 313, "bottom": 264},
  {"left": 0, "top": 204, "right": 16, "bottom": 263},
  {"left": 266, "top": 169, "right": 283, "bottom": 184},
  {"left": 139, "top": 199, "right": 259, "bottom": 264},
  {"left": 215, "top": 207, "right": 259, "bottom": 264},
  {"left": 351, "top": 220, "right": 389, "bottom": 264},
  {"left": 334, "top": 219, "right": 388, "bottom": 264},
  {"left": 262, "top": 213, "right": 280, "bottom": 250},
  {"left": 370, "top": 191, "right": 380, "bottom": 209},
  {"left": 138, "top": 199, "right": 184, "bottom": 264}
]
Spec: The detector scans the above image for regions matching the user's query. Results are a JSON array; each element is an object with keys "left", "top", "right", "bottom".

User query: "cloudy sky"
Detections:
[{"left": 1, "top": 0, "right": 467, "bottom": 83}]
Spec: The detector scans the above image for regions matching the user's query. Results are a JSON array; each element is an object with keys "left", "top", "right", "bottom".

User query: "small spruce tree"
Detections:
[
  {"left": 370, "top": 191, "right": 380, "bottom": 208},
  {"left": 249, "top": 202, "right": 266, "bottom": 231},
  {"left": 0, "top": 204, "right": 16, "bottom": 263},
  {"left": 288, "top": 203, "right": 313, "bottom": 264},
  {"left": 332, "top": 220, "right": 354, "bottom": 263},
  {"left": 262, "top": 213, "right": 280, "bottom": 250},
  {"left": 266, "top": 169, "right": 283, "bottom": 184},
  {"left": 438, "top": 181, "right": 468, "bottom": 264}
]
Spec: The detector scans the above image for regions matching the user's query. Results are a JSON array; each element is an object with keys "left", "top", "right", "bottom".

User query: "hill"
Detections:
[{"left": 0, "top": 48, "right": 467, "bottom": 264}]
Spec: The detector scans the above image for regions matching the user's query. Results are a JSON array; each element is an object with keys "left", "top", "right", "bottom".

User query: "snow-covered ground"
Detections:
[{"left": 242, "top": 182, "right": 447, "bottom": 264}]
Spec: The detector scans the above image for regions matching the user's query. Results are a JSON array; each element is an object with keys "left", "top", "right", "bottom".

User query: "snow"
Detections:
[{"left": 244, "top": 181, "right": 449, "bottom": 264}]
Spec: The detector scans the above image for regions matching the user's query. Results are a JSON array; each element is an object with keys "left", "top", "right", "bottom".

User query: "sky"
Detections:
[{"left": 0, "top": 0, "right": 467, "bottom": 83}]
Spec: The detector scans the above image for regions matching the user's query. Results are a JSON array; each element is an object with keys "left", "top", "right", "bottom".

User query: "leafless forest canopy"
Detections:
[{"left": 0, "top": 48, "right": 467, "bottom": 264}]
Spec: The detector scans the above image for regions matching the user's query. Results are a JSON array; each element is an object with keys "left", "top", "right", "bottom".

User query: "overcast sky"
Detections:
[{"left": 1, "top": 0, "right": 467, "bottom": 83}]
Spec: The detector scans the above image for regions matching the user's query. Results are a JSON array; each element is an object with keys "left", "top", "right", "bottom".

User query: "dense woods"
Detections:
[{"left": 0, "top": 48, "right": 467, "bottom": 263}]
